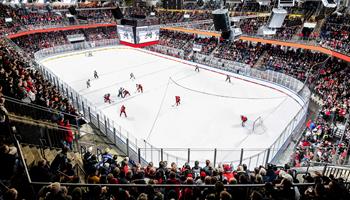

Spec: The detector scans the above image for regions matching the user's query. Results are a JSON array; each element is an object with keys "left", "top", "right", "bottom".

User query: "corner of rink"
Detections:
[{"left": 119, "top": 41, "right": 159, "bottom": 48}]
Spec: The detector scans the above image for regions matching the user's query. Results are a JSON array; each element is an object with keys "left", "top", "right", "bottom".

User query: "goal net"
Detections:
[{"left": 252, "top": 116, "right": 266, "bottom": 135}]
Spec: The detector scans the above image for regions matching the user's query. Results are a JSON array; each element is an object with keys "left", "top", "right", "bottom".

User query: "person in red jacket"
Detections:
[
  {"left": 241, "top": 115, "right": 248, "bottom": 127},
  {"left": 104, "top": 93, "right": 111, "bottom": 104},
  {"left": 120, "top": 105, "right": 127, "bottom": 117},
  {"left": 64, "top": 120, "right": 74, "bottom": 150},
  {"left": 136, "top": 84, "right": 143, "bottom": 93},
  {"left": 175, "top": 96, "right": 181, "bottom": 106}
]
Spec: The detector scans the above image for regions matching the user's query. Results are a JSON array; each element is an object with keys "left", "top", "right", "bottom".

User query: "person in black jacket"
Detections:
[
  {"left": 50, "top": 146, "right": 68, "bottom": 174},
  {"left": 0, "top": 144, "right": 17, "bottom": 180}
]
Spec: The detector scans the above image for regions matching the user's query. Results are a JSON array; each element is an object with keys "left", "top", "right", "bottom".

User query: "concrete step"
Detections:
[
  {"left": 30, "top": 147, "right": 43, "bottom": 164},
  {"left": 21, "top": 145, "right": 35, "bottom": 167}
]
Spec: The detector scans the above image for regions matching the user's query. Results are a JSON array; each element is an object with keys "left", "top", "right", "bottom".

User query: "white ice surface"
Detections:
[{"left": 40, "top": 46, "right": 303, "bottom": 166}]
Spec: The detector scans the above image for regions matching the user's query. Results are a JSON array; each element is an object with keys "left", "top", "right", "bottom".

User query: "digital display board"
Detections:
[
  {"left": 135, "top": 25, "right": 160, "bottom": 44},
  {"left": 117, "top": 25, "right": 135, "bottom": 44}
]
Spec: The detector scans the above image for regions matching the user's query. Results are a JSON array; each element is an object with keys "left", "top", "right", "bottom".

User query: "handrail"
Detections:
[
  {"left": 8, "top": 114, "right": 78, "bottom": 132},
  {"left": 4, "top": 95, "right": 79, "bottom": 119},
  {"left": 29, "top": 181, "right": 315, "bottom": 187},
  {"left": 14, "top": 138, "right": 33, "bottom": 183}
]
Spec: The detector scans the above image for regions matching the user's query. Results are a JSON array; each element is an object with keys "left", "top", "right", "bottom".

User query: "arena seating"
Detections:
[
  {"left": 12, "top": 26, "right": 117, "bottom": 55},
  {"left": 319, "top": 13, "right": 350, "bottom": 55}
]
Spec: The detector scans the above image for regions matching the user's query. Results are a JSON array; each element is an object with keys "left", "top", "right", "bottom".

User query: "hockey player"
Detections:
[
  {"left": 225, "top": 75, "right": 231, "bottom": 83},
  {"left": 195, "top": 65, "right": 200, "bottom": 72},
  {"left": 104, "top": 93, "right": 111, "bottom": 104},
  {"left": 123, "top": 89, "right": 131, "bottom": 98},
  {"left": 120, "top": 105, "right": 127, "bottom": 117},
  {"left": 241, "top": 115, "right": 248, "bottom": 127},
  {"left": 175, "top": 96, "right": 181, "bottom": 106},
  {"left": 94, "top": 70, "right": 99, "bottom": 79},
  {"left": 86, "top": 79, "right": 91, "bottom": 88},
  {"left": 136, "top": 84, "right": 143, "bottom": 93},
  {"left": 117, "top": 87, "right": 124, "bottom": 98},
  {"left": 130, "top": 72, "right": 135, "bottom": 80}
]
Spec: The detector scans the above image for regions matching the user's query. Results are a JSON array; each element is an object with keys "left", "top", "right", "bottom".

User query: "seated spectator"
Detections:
[
  {"left": 30, "top": 159, "right": 52, "bottom": 182},
  {"left": 0, "top": 144, "right": 17, "bottom": 179},
  {"left": 3, "top": 188, "right": 19, "bottom": 200}
]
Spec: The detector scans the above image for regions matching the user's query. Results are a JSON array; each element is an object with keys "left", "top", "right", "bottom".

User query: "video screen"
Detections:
[
  {"left": 117, "top": 25, "right": 135, "bottom": 44},
  {"left": 135, "top": 25, "right": 160, "bottom": 44}
]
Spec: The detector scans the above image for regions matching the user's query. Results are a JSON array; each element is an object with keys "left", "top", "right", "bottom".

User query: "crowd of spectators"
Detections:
[
  {"left": 2, "top": 123, "right": 349, "bottom": 200},
  {"left": 212, "top": 40, "right": 266, "bottom": 67},
  {"left": 229, "top": 2, "right": 272, "bottom": 13},
  {"left": 274, "top": 17, "right": 303, "bottom": 40},
  {"left": 158, "top": 30, "right": 218, "bottom": 58},
  {"left": 261, "top": 46, "right": 328, "bottom": 81},
  {"left": 11, "top": 26, "right": 117, "bottom": 56},
  {"left": 319, "top": 13, "right": 350, "bottom": 55},
  {"left": 156, "top": 10, "right": 211, "bottom": 24},
  {"left": 1, "top": 3, "right": 350, "bottom": 58},
  {"left": 0, "top": 4, "right": 117, "bottom": 36},
  {"left": 159, "top": 31, "right": 266, "bottom": 67},
  {"left": 23, "top": 2, "right": 113, "bottom": 10},
  {"left": 7, "top": 147, "right": 350, "bottom": 200},
  {"left": 239, "top": 17, "right": 268, "bottom": 35},
  {"left": 83, "top": 27, "right": 118, "bottom": 41},
  {"left": 0, "top": 38, "right": 79, "bottom": 124},
  {"left": 158, "top": 30, "right": 194, "bottom": 54},
  {"left": 293, "top": 59, "right": 350, "bottom": 166}
]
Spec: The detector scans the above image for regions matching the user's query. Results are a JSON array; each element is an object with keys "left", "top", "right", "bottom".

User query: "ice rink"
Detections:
[{"left": 40, "top": 46, "right": 303, "bottom": 163}]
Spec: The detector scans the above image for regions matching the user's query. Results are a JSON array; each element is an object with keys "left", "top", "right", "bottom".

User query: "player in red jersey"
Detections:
[
  {"left": 123, "top": 89, "right": 130, "bottom": 98},
  {"left": 175, "top": 96, "right": 181, "bottom": 106},
  {"left": 120, "top": 105, "right": 127, "bottom": 117},
  {"left": 241, "top": 115, "right": 248, "bottom": 127},
  {"left": 104, "top": 93, "right": 111, "bottom": 104},
  {"left": 136, "top": 84, "right": 143, "bottom": 93}
]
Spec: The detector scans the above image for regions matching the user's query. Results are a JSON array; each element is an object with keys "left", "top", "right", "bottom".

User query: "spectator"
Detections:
[
  {"left": 50, "top": 146, "right": 69, "bottom": 174},
  {"left": 0, "top": 144, "right": 17, "bottom": 179}
]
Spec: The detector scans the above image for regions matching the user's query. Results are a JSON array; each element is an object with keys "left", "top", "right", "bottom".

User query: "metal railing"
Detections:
[
  {"left": 29, "top": 40, "right": 310, "bottom": 169},
  {"left": 4, "top": 95, "right": 80, "bottom": 126},
  {"left": 146, "top": 45, "right": 185, "bottom": 59},
  {"left": 34, "top": 39, "right": 120, "bottom": 60},
  {"left": 10, "top": 114, "right": 79, "bottom": 150}
]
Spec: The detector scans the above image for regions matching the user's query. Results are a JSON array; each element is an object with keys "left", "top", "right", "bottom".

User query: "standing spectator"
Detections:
[
  {"left": 50, "top": 146, "right": 68, "bottom": 174},
  {"left": 64, "top": 120, "right": 74, "bottom": 150}
]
